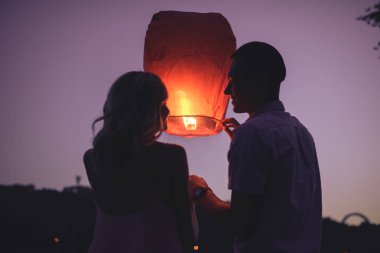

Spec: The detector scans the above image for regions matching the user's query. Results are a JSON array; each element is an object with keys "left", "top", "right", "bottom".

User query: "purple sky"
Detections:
[{"left": 1, "top": 0, "right": 380, "bottom": 224}]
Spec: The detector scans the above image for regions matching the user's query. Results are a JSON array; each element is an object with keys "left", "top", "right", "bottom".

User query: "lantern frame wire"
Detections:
[{"left": 168, "top": 115, "right": 223, "bottom": 124}]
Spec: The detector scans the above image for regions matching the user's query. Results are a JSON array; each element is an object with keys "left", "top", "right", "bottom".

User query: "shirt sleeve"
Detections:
[{"left": 228, "top": 124, "right": 270, "bottom": 194}]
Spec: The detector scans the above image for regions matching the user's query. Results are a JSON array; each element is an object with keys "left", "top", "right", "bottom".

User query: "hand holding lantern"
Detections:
[{"left": 222, "top": 117, "right": 240, "bottom": 139}]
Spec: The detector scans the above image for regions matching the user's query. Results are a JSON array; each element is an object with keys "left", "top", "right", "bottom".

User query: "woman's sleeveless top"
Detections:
[
  {"left": 85, "top": 146, "right": 183, "bottom": 253},
  {"left": 88, "top": 200, "right": 182, "bottom": 253}
]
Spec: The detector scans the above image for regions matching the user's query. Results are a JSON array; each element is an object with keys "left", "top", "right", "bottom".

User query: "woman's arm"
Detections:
[{"left": 171, "top": 146, "right": 196, "bottom": 253}]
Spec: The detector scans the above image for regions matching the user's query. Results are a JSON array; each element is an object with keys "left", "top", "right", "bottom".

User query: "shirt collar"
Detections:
[{"left": 249, "top": 100, "right": 285, "bottom": 119}]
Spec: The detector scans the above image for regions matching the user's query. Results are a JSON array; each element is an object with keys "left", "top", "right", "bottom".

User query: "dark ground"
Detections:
[{"left": 0, "top": 185, "right": 379, "bottom": 253}]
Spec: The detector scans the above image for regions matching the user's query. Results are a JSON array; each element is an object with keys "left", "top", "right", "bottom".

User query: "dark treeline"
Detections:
[{"left": 0, "top": 185, "right": 379, "bottom": 253}]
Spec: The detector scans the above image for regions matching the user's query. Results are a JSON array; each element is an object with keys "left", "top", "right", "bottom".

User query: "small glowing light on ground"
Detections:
[
  {"left": 53, "top": 237, "right": 60, "bottom": 244},
  {"left": 193, "top": 245, "right": 199, "bottom": 251}
]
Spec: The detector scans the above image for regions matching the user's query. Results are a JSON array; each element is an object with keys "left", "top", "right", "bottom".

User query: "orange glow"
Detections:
[
  {"left": 176, "top": 90, "right": 197, "bottom": 130},
  {"left": 144, "top": 11, "right": 236, "bottom": 137},
  {"left": 193, "top": 245, "right": 199, "bottom": 251}
]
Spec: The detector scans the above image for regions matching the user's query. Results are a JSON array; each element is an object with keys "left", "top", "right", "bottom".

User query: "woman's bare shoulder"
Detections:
[
  {"left": 83, "top": 148, "right": 93, "bottom": 160},
  {"left": 83, "top": 148, "right": 95, "bottom": 168},
  {"left": 152, "top": 142, "right": 188, "bottom": 169},
  {"left": 154, "top": 141, "right": 186, "bottom": 154}
]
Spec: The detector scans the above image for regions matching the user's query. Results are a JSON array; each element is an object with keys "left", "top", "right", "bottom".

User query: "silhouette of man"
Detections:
[{"left": 190, "top": 41, "right": 322, "bottom": 253}]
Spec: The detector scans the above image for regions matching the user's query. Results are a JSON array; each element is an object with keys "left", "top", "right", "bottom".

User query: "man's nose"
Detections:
[{"left": 224, "top": 81, "right": 232, "bottom": 95}]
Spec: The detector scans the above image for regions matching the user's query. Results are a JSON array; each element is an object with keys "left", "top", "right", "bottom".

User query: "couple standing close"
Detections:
[{"left": 83, "top": 42, "right": 322, "bottom": 253}]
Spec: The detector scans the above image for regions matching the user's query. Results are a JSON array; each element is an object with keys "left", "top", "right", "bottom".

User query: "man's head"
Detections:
[{"left": 224, "top": 41, "right": 286, "bottom": 114}]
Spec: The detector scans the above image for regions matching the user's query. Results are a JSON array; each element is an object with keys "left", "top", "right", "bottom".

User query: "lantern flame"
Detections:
[
  {"left": 175, "top": 90, "right": 198, "bottom": 130},
  {"left": 183, "top": 117, "right": 197, "bottom": 130}
]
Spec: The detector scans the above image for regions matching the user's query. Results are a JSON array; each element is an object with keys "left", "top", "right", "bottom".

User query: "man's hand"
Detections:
[
  {"left": 189, "top": 175, "right": 209, "bottom": 201},
  {"left": 222, "top": 118, "right": 240, "bottom": 139}
]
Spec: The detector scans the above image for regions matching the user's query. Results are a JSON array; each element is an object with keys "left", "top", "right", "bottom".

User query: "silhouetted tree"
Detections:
[{"left": 358, "top": 2, "right": 380, "bottom": 55}]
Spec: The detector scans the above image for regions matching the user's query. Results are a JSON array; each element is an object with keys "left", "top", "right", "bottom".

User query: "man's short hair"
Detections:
[{"left": 232, "top": 41, "right": 286, "bottom": 84}]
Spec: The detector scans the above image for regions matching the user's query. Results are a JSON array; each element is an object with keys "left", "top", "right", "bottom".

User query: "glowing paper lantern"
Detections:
[{"left": 144, "top": 11, "right": 236, "bottom": 137}]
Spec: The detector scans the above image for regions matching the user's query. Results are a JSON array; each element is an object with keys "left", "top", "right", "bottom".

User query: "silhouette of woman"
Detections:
[{"left": 83, "top": 71, "right": 196, "bottom": 253}]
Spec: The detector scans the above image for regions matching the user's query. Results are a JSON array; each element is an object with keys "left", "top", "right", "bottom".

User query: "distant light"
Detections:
[
  {"left": 53, "top": 237, "right": 60, "bottom": 244},
  {"left": 193, "top": 245, "right": 199, "bottom": 251}
]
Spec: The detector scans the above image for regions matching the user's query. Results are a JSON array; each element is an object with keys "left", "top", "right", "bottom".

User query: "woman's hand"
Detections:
[{"left": 222, "top": 118, "right": 240, "bottom": 139}]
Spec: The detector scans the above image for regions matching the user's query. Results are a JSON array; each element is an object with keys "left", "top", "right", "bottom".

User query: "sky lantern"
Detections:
[{"left": 144, "top": 11, "right": 236, "bottom": 137}]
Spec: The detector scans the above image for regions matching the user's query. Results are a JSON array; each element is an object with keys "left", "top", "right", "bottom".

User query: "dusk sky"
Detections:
[{"left": 1, "top": 0, "right": 380, "bottom": 224}]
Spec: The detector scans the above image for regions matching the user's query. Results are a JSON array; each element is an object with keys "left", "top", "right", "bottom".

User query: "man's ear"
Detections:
[
  {"left": 244, "top": 73, "right": 263, "bottom": 91},
  {"left": 256, "top": 72, "right": 269, "bottom": 87}
]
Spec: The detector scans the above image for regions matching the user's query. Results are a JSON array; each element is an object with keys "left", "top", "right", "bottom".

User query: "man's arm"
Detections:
[
  {"left": 198, "top": 188, "right": 231, "bottom": 220},
  {"left": 191, "top": 117, "right": 239, "bottom": 218},
  {"left": 189, "top": 176, "right": 262, "bottom": 237},
  {"left": 189, "top": 175, "right": 231, "bottom": 225}
]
